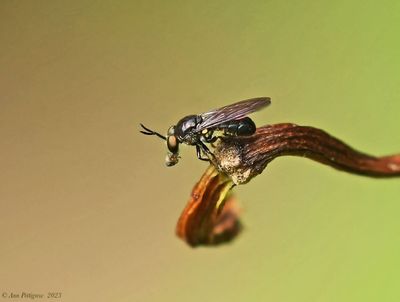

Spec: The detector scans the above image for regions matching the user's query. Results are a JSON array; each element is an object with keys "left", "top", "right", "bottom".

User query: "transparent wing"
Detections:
[{"left": 196, "top": 97, "right": 271, "bottom": 131}]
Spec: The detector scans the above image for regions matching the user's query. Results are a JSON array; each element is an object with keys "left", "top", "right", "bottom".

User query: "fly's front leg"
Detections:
[
  {"left": 199, "top": 139, "right": 217, "bottom": 164},
  {"left": 196, "top": 144, "right": 210, "bottom": 161}
]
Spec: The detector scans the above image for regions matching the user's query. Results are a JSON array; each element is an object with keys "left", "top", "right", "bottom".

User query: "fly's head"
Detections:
[{"left": 139, "top": 123, "right": 180, "bottom": 166}]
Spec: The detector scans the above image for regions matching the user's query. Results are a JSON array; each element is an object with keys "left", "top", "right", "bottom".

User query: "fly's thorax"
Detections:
[{"left": 175, "top": 114, "right": 202, "bottom": 145}]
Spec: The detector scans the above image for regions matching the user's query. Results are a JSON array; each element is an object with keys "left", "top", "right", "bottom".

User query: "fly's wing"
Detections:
[{"left": 196, "top": 97, "right": 271, "bottom": 131}]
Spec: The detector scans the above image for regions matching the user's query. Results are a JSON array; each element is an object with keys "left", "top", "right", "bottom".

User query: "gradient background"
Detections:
[{"left": 1, "top": 1, "right": 399, "bottom": 302}]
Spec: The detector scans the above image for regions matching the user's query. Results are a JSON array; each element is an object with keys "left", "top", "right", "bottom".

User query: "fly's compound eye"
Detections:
[
  {"left": 167, "top": 126, "right": 179, "bottom": 154},
  {"left": 167, "top": 135, "right": 179, "bottom": 153}
]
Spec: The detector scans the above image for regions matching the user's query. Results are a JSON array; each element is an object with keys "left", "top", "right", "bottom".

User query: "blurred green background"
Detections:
[{"left": 1, "top": 1, "right": 399, "bottom": 301}]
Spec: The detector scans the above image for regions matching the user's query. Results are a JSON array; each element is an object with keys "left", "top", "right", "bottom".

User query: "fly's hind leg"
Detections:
[
  {"left": 203, "top": 129, "right": 217, "bottom": 143},
  {"left": 204, "top": 135, "right": 218, "bottom": 144},
  {"left": 203, "top": 130, "right": 219, "bottom": 148}
]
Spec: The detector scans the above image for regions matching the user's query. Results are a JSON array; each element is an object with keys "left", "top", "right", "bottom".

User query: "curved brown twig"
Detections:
[
  {"left": 177, "top": 123, "right": 400, "bottom": 247},
  {"left": 214, "top": 123, "right": 400, "bottom": 184}
]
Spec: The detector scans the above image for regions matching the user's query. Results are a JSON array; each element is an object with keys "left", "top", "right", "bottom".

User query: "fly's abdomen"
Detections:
[{"left": 216, "top": 117, "right": 256, "bottom": 136}]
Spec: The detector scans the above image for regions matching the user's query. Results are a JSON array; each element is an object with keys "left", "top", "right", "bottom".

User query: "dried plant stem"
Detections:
[
  {"left": 214, "top": 123, "right": 400, "bottom": 184},
  {"left": 177, "top": 123, "right": 400, "bottom": 247}
]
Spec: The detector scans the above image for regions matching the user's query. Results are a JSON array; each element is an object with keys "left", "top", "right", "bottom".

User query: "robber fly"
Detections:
[{"left": 140, "top": 97, "right": 271, "bottom": 166}]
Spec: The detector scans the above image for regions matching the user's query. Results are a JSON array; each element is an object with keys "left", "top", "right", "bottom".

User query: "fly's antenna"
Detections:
[{"left": 140, "top": 123, "right": 166, "bottom": 140}]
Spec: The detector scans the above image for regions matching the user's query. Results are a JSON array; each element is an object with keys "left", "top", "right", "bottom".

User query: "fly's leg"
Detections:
[
  {"left": 196, "top": 144, "right": 210, "bottom": 161},
  {"left": 202, "top": 130, "right": 214, "bottom": 143},
  {"left": 204, "top": 135, "right": 218, "bottom": 143},
  {"left": 202, "top": 130, "right": 219, "bottom": 147},
  {"left": 196, "top": 136, "right": 218, "bottom": 165},
  {"left": 199, "top": 139, "right": 217, "bottom": 163}
]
